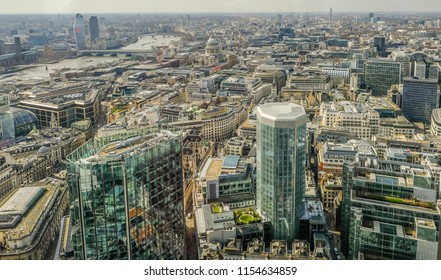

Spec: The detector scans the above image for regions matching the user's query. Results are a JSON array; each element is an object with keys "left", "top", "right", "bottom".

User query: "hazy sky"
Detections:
[{"left": 1, "top": 0, "right": 441, "bottom": 14}]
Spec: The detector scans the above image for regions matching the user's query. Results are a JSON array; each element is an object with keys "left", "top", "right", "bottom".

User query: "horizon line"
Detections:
[{"left": 0, "top": 11, "right": 440, "bottom": 16}]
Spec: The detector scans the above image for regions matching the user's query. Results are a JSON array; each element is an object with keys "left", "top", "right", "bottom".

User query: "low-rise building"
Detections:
[
  {"left": 320, "top": 101, "right": 380, "bottom": 140},
  {"left": 168, "top": 105, "right": 243, "bottom": 143},
  {"left": 200, "top": 238, "right": 323, "bottom": 260},
  {"left": 18, "top": 87, "right": 102, "bottom": 128},
  {"left": 196, "top": 155, "right": 254, "bottom": 209},
  {"left": 378, "top": 116, "right": 414, "bottom": 139},
  {"left": 0, "top": 126, "right": 87, "bottom": 187},
  {"left": 195, "top": 203, "right": 270, "bottom": 259},
  {"left": 431, "top": 108, "right": 441, "bottom": 136},
  {"left": 286, "top": 71, "right": 333, "bottom": 92},
  {"left": 0, "top": 178, "right": 69, "bottom": 260},
  {"left": 299, "top": 199, "right": 326, "bottom": 243},
  {"left": 319, "top": 174, "right": 342, "bottom": 210},
  {"left": 317, "top": 140, "right": 376, "bottom": 180},
  {"left": 0, "top": 164, "right": 17, "bottom": 200}
]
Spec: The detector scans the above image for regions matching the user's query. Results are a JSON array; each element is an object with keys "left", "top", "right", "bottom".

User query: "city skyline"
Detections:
[
  {"left": 1, "top": 0, "right": 441, "bottom": 14},
  {"left": 1, "top": 3, "right": 441, "bottom": 262}
]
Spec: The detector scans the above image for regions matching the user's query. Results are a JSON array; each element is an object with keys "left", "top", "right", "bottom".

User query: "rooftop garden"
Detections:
[
  {"left": 233, "top": 208, "right": 262, "bottom": 225},
  {"left": 211, "top": 202, "right": 223, "bottom": 214},
  {"left": 361, "top": 193, "right": 434, "bottom": 209},
  {"left": 201, "top": 107, "right": 229, "bottom": 119}
]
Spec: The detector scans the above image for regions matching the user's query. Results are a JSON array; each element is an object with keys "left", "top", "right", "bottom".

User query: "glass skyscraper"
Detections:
[
  {"left": 256, "top": 103, "right": 307, "bottom": 242},
  {"left": 89, "top": 16, "right": 99, "bottom": 43},
  {"left": 73, "top": 14, "right": 86, "bottom": 50},
  {"left": 67, "top": 131, "right": 185, "bottom": 260}
]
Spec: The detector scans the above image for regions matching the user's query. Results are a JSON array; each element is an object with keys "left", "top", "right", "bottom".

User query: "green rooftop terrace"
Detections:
[
  {"left": 360, "top": 193, "right": 434, "bottom": 209},
  {"left": 233, "top": 208, "right": 262, "bottom": 225}
]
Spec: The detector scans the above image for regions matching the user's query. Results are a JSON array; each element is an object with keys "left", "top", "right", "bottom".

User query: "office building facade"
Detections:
[
  {"left": 402, "top": 77, "right": 440, "bottom": 123},
  {"left": 374, "top": 37, "right": 386, "bottom": 57},
  {"left": 67, "top": 131, "right": 185, "bottom": 260},
  {"left": 365, "top": 59, "right": 401, "bottom": 96},
  {"left": 89, "top": 16, "right": 99, "bottom": 43},
  {"left": 256, "top": 103, "right": 307, "bottom": 242},
  {"left": 341, "top": 160, "right": 440, "bottom": 260}
]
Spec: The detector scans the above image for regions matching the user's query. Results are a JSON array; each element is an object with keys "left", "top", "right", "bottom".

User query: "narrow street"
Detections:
[{"left": 184, "top": 177, "right": 197, "bottom": 260}]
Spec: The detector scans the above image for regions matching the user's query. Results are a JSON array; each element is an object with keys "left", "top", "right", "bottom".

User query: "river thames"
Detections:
[{"left": 0, "top": 34, "right": 180, "bottom": 82}]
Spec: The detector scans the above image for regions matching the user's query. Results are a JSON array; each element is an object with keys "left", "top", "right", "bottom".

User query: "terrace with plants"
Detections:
[
  {"left": 233, "top": 208, "right": 262, "bottom": 225},
  {"left": 358, "top": 193, "right": 434, "bottom": 209}
]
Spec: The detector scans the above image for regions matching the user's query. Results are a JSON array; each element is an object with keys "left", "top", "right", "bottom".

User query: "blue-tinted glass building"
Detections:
[
  {"left": 67, "top": 131, "right": 185, "bottom": 260},
  {"left": 73, "top": 14, "right": 86, "bottom": 50},
  {"left": 402, "top": 77, "right": 440, "bottom": 123}
]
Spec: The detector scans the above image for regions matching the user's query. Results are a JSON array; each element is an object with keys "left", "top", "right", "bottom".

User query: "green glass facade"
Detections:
[
  {"left": 256, "top": 103, "right": 307, "bottom": 242},
  {"left": 341, "top": 161, "right": 440, "bottom": 260},
  {"left": 67, "top": 131, "right": 185, "bottom": 260},
  {"left": 364, "top": 59, "right": 401, "bottom": 96}
]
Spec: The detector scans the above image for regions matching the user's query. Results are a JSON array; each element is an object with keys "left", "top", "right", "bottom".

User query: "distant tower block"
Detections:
[
  {"left": 330, "top": 8, "right": 333, "bottom": 25},
  {"left": 89, "top": 16, "right": 99, "bottom": 43},
  {"left": 73, "top": 14, "right": 86, "bottom": 50}
]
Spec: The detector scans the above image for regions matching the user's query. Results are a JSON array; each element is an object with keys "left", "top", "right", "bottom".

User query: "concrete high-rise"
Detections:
[
  {"left": 256, "top": 103, "right": 307, "bottom": 242},
  {"left": 73, "top": 13, "right": 86, "bottom": 50},
  {"left": 67, "top": 131, "right": 185, "bottom": 260},
  {"left": 89, "top": 16, "right": 99, "bottom": 43},
  {"left": 402, "top": 77, "right": 440, "bottom": 123}
]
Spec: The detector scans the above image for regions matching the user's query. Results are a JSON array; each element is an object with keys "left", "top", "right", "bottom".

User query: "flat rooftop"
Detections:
[
  {"left": 200, "top": 156, "right": 249, "bottom": 180},
  {"left": 202, "top": 158, "right": 223, "bottom": 179},
  {"left": 257, "top": 102, "right": 306, "bottom": 123},
  {"left": 82, "top": 131, "right": 178, "bottom": 163},
  {"left": 0, "top": 183, "right": 58, "bottom": 238}
]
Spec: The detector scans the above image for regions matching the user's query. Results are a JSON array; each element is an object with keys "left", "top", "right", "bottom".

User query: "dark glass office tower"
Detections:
[
  {"left": 374, "top": 36, "right": 386, "bottom": 57},
  {"left": 67, "top": 131, "right": 185, "bottom": 260},
  {"left": 89, "top": 16, "right": 99, "bottom": 43}
]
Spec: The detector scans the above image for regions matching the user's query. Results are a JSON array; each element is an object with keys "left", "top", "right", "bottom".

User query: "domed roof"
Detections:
[
  {"left": 38, "top": 146, "right": 49, "bottom": 155},
  {"left": 10, "top": 108, "right": 38, "bottom": 128},
  {"left": 410, "top": 51, "right": 429, "bottom": 62},
  {"left": 207, "top": 37, "right": 219, "bottom": 47}
]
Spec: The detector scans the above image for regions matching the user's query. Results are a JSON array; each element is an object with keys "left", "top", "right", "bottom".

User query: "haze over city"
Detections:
[
  {"left": 0, "top": 0, "right": 441, "bottom": 267},
  {"left": 1, "top": 0, "right": 441, "bottom": 14}
]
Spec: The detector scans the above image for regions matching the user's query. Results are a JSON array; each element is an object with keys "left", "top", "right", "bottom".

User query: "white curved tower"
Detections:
[
  {"left": 73, "top": 14, "right": 86, "bottom": 50},
  {"left": 256, "top": 102, "right": 307, "bottom": 242}
]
